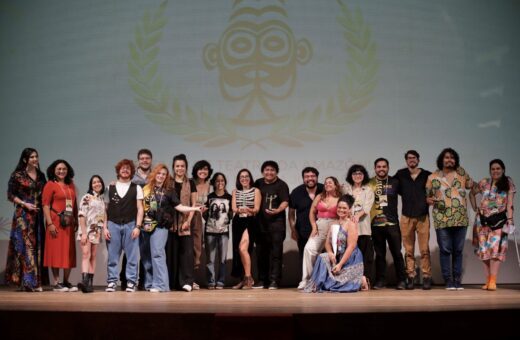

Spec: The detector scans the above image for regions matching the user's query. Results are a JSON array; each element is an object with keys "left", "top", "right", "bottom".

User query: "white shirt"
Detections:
[{"left": 116, "top": 181, "right": 144, "bottom": 200}]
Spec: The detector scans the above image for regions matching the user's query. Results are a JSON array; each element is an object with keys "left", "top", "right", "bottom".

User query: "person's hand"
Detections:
[
  {"left": 426, "top": 197, "right": 435, "bottom": 205},
  {"left": 351, "top": 214, "right": 359, "bottom": 224},
  {"left": 331, "top": 264, "right": 341, "bottom": 274},
  {"left": 80, "top": 234, "right": 87, "bottom": 246},
  {"left": 104, "top": 228, "right": 111, "bottom": 241},
  {"left": 23, "top": 202, "right": 39, "bottom": 212},
  {"left": 265, "top": 209, "right": 277, "bottom": 215},
  {"left": 291, "top": 229, "right": 298, "bottom": 242},
  {"left": 181, "top": 221, "right": 190, "bottom": 231},
  {"left": 48, "top": 224, "right": 58, "bottom": 238},
  {"left": 199, "top": 206, "right": 207, "bottom": 213},
  {"left": 310, "top": 228, "right": 318, "bottom": 238},
  {"left": 131, "top": 227, "right": 140, "bottom": 239}
]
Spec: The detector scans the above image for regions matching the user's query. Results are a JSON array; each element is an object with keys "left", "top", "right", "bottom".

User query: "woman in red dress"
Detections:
[{"left": 42, "top": 159, "right": 78, "bottom": 292}]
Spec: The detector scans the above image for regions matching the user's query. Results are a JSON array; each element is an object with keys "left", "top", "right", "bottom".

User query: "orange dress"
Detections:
[{"left": 42, "top": 181, "right": 77, "bottom": 268}]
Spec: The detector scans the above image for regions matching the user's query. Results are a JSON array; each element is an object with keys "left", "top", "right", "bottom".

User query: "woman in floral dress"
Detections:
[
  {"left": 470, "top": 159, "right": 515, "bottom": 291},
  {"left": 5, "top": 148, "right": 48, "bottom": 291}
]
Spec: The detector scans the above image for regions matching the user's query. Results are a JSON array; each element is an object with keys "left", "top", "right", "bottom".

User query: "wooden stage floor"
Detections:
[
  {"left": 1, "top": 284, "right": 520, "bottom": 314},
  {"left": 2, "top": 285, "right": 520, "bottom": 339}
]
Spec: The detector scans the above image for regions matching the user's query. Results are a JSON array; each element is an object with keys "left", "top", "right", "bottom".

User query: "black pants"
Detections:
[
  {"left": 357, "top": 235, "right": 375, "bottom": 284},
  {"left": 296, "top": 230, "right": 310, "bottom": 261},
  {"left": 165, "top": 232, "right": 194, "bottom": 290},
  {"left": 372, "top": 225, "right": 406, "bottom": 283},
  {"left": 256, "top": 229, "right": 286, "bottom": 284}
]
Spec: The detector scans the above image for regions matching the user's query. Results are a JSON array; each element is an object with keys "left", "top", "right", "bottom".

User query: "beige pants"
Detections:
[
  {"left": 400, "top": 215, "right": 431, "bottom": 278},
  {"left": 301, "top": 218, "right": 333, "bottom": 282}
]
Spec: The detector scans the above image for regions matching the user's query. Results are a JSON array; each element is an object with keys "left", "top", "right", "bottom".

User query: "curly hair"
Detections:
[
  {"left": 115, "top": 159, "right": 135, "bottom": 179},
  {"left": 436, "top": 148, "right": 460, "bottom": 170},
  {"left": 346, "top": 164, "right": 369, "bottom": 186},
  {"left": 47, "top": 159, "right": 75, "bottom": 184},
  {"left": 192, "top": 160, "right": 213, "bottom": 182}
]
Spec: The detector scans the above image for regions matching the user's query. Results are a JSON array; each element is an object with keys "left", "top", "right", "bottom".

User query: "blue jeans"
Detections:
[
  {"left": 435, "top": 226, "right": 467, "bottom": 282},
  {"left": 205, "top": 234, "right": 229, "bottom": 286},
  {"left": 140, "top": 227, "right": 169, "bottom": 291},
  {"left": 106, "top": 221, "right": 139, "bottom": 284}
]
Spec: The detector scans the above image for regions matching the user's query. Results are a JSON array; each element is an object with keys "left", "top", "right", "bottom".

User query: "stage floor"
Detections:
[{"left": 1, "top": 284, "right": 520, "bottom": 314}]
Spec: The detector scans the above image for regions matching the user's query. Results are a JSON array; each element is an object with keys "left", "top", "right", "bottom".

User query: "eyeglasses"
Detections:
[{"left": 352, "top": 172, "right": 364, "bottom": 176}]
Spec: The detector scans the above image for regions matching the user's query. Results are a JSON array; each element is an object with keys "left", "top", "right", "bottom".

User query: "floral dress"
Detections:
[
  {"left": 472, "top": 177, "right": 516, "bottom": 262},
  {"left": 5, "top": 170, "right": 48, "bottom": 289},
  {"left": 304, "top": 225, "right": 364, "bottom": 293},
  {"left": 77, "top": 193, "right": 106, "bottom": 244}
]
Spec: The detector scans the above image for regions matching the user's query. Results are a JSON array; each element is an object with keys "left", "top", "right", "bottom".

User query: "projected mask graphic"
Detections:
[{"left": 203, "top": 1, "right": 312, "bottom": 126}]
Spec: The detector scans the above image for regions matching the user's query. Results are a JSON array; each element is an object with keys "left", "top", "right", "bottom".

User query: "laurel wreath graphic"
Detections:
[{"left": 128, "top": 0, "right": 378, "bottom": 148}]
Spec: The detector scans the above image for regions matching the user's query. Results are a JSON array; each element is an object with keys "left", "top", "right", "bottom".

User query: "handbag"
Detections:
[
  {"left": 480, "top": 211, "right": 507, "bottom": 231},
  {"left": 51, "top": 207, "right": 73, "bottom": 227}
]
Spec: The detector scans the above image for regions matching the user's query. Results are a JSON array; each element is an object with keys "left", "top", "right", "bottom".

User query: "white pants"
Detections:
[{"left": 301, "top": 218, "right": 333, "bottom": 282}]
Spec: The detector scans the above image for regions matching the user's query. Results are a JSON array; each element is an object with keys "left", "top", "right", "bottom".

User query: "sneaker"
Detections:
[
  {"left": 445, "top": 280, "right": 456, "bottom": 291},
  {"left": 405, "top": 277, "right": 415, "bottom": 290},
  {"left": 422, "top": 277, "right": 432, "bottom": 290},
  {"left": 126, "top": 282, "right": 136, "bottom": 292},
  {"left": 373, "top": 281, "right": 385, "bottom": 290},
  {"left": 297, "top": 281, "right": 307, "bottom": 290},
  {"left": 454, "top": 280, "right": 464, "bottom": 291},
  {"left": 268, "top": 282, "right": 279, "bottom": 290},
  {"left": 34, "top": 286, "right": 43, "bottom": 292},
  {"left": 63, "top": 281, "right": 78, "bottom": 292},
  {"left": 149, "top": 288, "right": 161, "bottom": 293},
  {"left": 207, "top": 284, "right": 216, "bottom": 290},
  {"left": 105, "top": 282, "right": 117, "bottom": 292},
  {"left": 53, "top": 283, "right": 69, "bottom": 292},
  {"left": 396, "top": 281, "right": 406, "bottom": 290},
  {"left": 216, "top": 283, "right": 224, "bottom": 290},
  {"left": 252, "top": 281, "right": 266, "bottom": 289},
  {"left": 182, "top": 284, "right": 192, "bottom": 292},
  {"left": 192, "top": 282, "right": 200, "bottom": 290}
]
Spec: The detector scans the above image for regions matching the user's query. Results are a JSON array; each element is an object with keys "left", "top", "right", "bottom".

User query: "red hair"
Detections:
[
  {"left": 115, "top": 159, "right": 136, "bottom": 179},
  {"left": 147, "top": 163, "right": 172, "bottom": 189}
]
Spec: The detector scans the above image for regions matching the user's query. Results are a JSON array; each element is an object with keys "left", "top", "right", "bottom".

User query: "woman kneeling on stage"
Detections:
[{"left": 304, "top": 194, "right": 369, "bottom": 293}]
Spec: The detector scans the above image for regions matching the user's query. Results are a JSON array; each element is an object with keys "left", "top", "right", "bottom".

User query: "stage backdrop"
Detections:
[{"left": 1, "top": 0, "right": 519, "bottom": 285}]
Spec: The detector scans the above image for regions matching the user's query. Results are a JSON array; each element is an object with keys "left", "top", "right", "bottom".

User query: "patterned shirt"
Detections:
[
  {"left": 426, "top": 167, "right": 472, "bottom": 229},
  {"left": 476, "top": 177, "right": 516, "bottom": 217}
]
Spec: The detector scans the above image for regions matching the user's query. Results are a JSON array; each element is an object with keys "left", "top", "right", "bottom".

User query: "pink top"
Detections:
[{"left": 316, "top": 200, "right": 338, "bottom": 219}]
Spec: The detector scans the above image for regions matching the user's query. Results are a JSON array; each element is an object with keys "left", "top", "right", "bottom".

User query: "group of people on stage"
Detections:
[{"left": 4, "top": 147, "right": 515, "bottom": 293}]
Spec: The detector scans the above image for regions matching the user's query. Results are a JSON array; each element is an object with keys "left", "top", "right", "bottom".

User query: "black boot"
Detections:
[
  {"left": 86, "top": 273, "right": 94, "bottom": 293},
  {"left": 78, "top": 273, "right": 88, "bottom": 293}
]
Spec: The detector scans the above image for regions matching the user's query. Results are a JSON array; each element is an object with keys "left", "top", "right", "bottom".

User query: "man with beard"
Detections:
[
  {"left": 104, "top": 159, "right": 144, "bottom": 292},
  {"left": 368, "top": 158, "right": 406, "bottom": 290},
  {"left": 289, "top": 167, "right": 324, "bottom": 260},
  {"left": 426, "top": 148, "right": 473, "bottom": 290},
  {"left": 120, "top": 149, "right": 152, "bottom": 290},
  {"left": 253, "top": 161, "right": 290, "bottom": 290},
  {"left": 394, "top": 150, "right": 432, "bottom": 290}
]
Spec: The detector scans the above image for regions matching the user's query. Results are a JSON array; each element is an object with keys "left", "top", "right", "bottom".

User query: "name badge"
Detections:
[
  {"left": 65, "top": 199, "right": 73, "bottom": 213},
  {"left": 379, "top": 195, "right": 388, "bottom": 207}
]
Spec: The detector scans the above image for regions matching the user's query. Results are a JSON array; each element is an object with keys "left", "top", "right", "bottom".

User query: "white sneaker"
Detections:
[
  {"left": 192, "top": 282, "right": 200, "bottom": 290},
  {"left": 126, "top": 282, "right": 136, "bottom": 292},
  {"left": 182, "top": 284, "right": 192, "bottom": 292},
  {"left": 149, "top": 288, "right": 161, "bottom": 293},
  {"left": 105, "top": 282, "right": 117, "bottom": 292},
  {"left": 53, "top": 283, "right": 69, "bottom": 292},
  {"left": 297, "top": 281, "right": 307, "bottom": 290}
]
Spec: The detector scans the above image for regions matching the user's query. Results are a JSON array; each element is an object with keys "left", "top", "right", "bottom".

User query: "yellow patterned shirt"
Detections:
[{"left": 426, "top": 167, "right": 473, "bottom": 229}]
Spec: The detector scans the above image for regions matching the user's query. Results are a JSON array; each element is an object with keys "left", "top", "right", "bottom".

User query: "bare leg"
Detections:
[
  {"left": 81, "top": 242, "right": 91, "bottom": 273},
  {"left": 481, "top": 259, "right": 490, "bottom": 289},
  {"left": 51, "top": 268, "right": 60, "bottom": 284},
  {"left": 89, "top": 244, "right": 98, "bottom": 273},
  {"left": 239, "top": 230, "right": 251, "bottom": 277}
]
